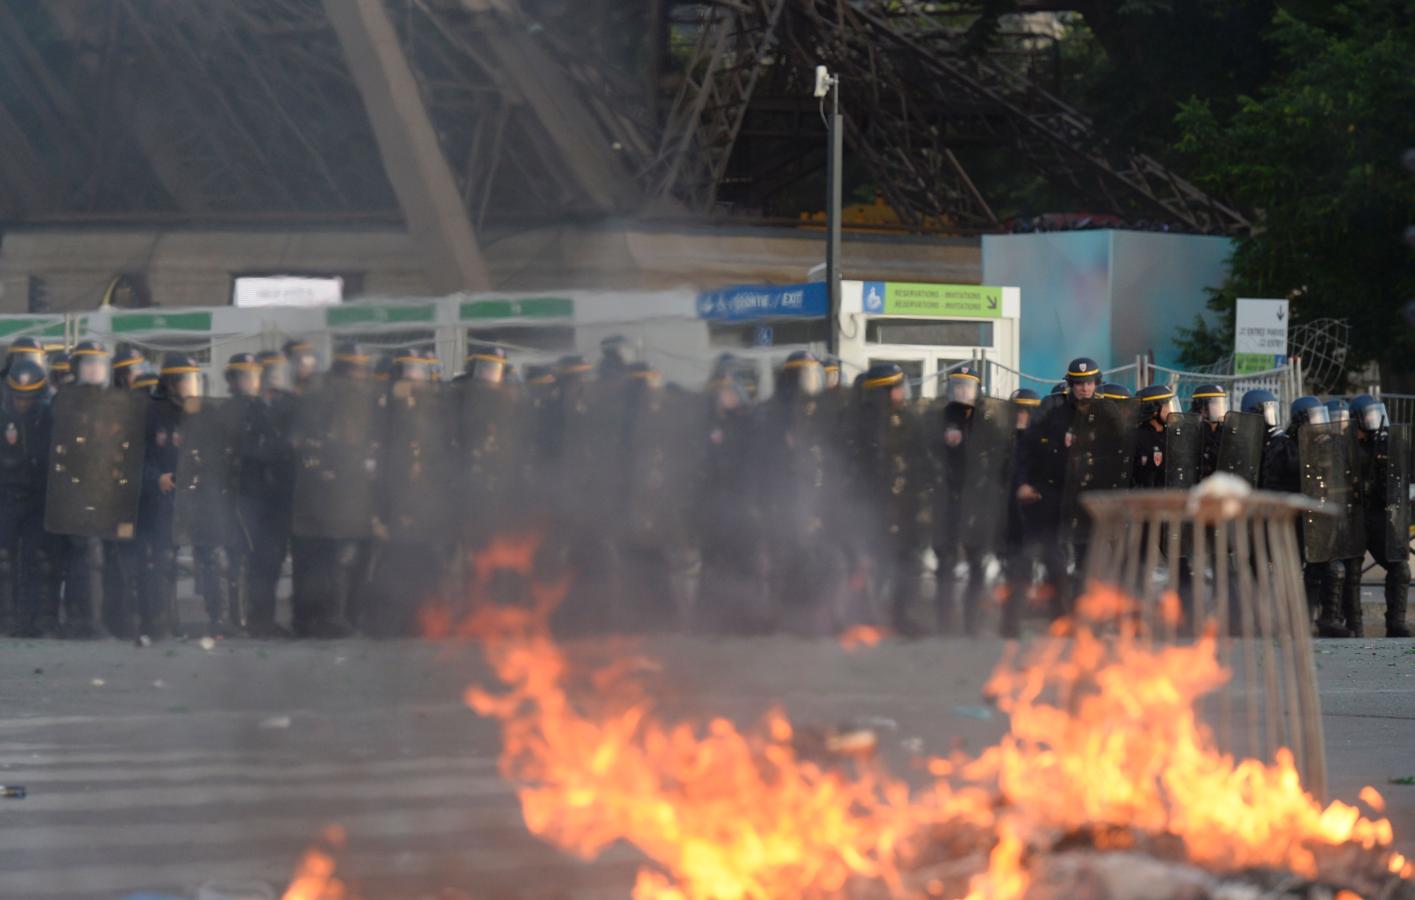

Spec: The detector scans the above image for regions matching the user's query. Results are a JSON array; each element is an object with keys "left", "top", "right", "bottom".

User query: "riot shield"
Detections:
[
  {"left": 1382, "top": 425, "right": 1410, "bottom": 561},
  {"left": 290, "top": 379, "right": 380, "bottom": 540},
  {"left": 1215, "top": 411, "right": 1264, "bottom": 486},
  {"left": 172, "top": 398, "right": 241, "bottom": 547},
  {"left": 1061, "top": 397, "right": 1130, "bottom": 539},
  {"left": 45, "top": 387, "right": 147, "bottom": 540},
  {"left": 957, "top": 396, "right": 1016, "bottom": 553},
  {"left": 1298, "top": 422, "right": 1363, "bottom": 564},
  {"left": 380, "top": 382, "right": 456, "bottom": 543},
  {"left": 455, "top": 381, "right": 525, "bottom": 540},
  {"left": 1163, "top": 412, "right": 1203, "bottom": 489}
]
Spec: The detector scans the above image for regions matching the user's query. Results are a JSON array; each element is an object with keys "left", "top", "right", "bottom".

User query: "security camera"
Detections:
[{"left": 813, "top": 65, "right": 833, "bottom": 99}]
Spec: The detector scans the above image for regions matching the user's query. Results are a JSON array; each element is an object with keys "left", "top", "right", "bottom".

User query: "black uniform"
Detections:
[
  {"left": 1264, "top": 426, "right": 1346, "bottom": 634},
  {"left": 1355, "top": 428, "right": 1411, "bottom": 636},
  {"left": 0, "top": 398, "right": 52, "bottom": 635},
  {"left": 1133, "top": 422, "right": 1167, "bottom": 488},
  {"left": 137, "top": 396, "right": 183, "bottom": 636}
]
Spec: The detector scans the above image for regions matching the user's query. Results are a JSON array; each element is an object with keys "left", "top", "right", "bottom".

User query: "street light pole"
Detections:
[{"left": 818, "top": 66, "right": 843, "bottom": 356}]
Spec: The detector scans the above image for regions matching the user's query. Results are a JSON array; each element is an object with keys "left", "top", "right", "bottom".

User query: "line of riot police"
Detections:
[{"left": 0, "top": 332, "right": 1407, "bottom": 640}]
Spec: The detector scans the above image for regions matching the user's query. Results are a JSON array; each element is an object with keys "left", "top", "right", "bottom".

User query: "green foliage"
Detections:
[{"left": 1174, "top": 2, "right": 1415, "bottom": 377}]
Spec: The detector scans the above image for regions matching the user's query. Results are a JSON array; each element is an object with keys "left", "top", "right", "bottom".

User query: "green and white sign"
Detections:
[
  {"left": 112, "top": 311, "right": 212, "bottom": 333},
  {"left": 459, "top": 297, "right": 573, "bottom": 321},
  {"left": 862, "top": 282, "right": 1003, "bottom": 318},
  {"left": 1234, "top": 298, "right": 1289, "bottom": 375},
  {"left": 325, "top": 304, "right": 435, "bottom": 328}
]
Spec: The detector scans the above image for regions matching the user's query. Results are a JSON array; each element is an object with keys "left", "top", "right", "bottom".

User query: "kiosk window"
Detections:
[
  {"left": 709, "top": 318, "right": 829, "bottom": 348},
  {"left": 466, "top": 325, "right": 575, "bottom": 353},
  {"left": 869, "top": 358, "right": 924, "bottom": 384},
  {"left": 866, "top": 319, "right": 993, "bottom": 347}
]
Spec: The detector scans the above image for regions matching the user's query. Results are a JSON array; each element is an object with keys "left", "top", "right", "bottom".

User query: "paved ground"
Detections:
[{"left": 0, "top": 599, "right": 1410, "bottom": 899}]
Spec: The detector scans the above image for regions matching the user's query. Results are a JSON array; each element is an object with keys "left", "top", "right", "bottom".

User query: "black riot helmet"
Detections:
[
  {"left": 1136, "top": 384, "right": 1180, "bottom": 425},
  {"left": 860, "top": 362, "right": 910, "bottom": 408},
  {"left": 1050, "top": 382, "right": 1067, "bottom": 396},
  {"left": 1100, "top": 383, "right": 1131, "bottom": 401},
  {"left": 822, "top": 355, "right": 843, "bottom": 391},
  {"left": 598, "top": 335, "right": 637, "bottom": 381},
  {"left": 777, "top": 350, "right": 825, "bottom": 399},
  {"left": 257, "top": 350, "right": 292, "bottom": 393},
  {"left": 283, "top": 339, "right": 320, "bottom": 385},
  {"left": 1289, "top": 395, "right": 1330, "bottom": 429},
  {"left": 464, "top": 344, "right": 508, "bottom": 386},
  {"left": 330, "top": 342, "right": 370, "bottom": 380},
  {"left": 523, "top": 363, "right": 556, "bottom": 398},
  {"left": 71, "top": 339, "right": 112, "bottom": 387},
  {"left": 1349, "top": 394, "right": 1388, "bottom": 434},
  {"left": 225, "top": 352, "right": 262, "bottom": 397},
  {"left": 1190, "top": 384, "right": 1228, "bottom": 424},
  {"left": 945, "top": 365, "right": 981, "bottom": 407},
  {"left": 3, "top": 358, "right": 47, "bottom": 414},
  {"left": 1241, "top": 389, "right": 1281, "bottom": 429},
  {"left": 626, "top": 361, "right": 664, "bottom": 395},
  {"left": 556, "top": 354, "right": 593, "bottom": 385},
  {"left": 158, "top": 354, "right": 203, "bottom": 403},
  {"left": 48, "top": 350, "right": 72, "bottom": 387},
  {"left": 1065, "top": 357, "right": 1101, "bottom": 388},
  {"left": 1010, "top": 388, "right": 1040, "bottom": 429},
  {"left": 130, "top": 365, "right": 158, "bottom": 393},
  {"left": 112, "top": 346, "right": 146, "bottom": 389},
  {"left": 5, "top": 337, "right": 46, "bottom": 375}
]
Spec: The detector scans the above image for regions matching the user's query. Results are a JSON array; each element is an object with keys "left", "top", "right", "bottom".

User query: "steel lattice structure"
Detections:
[{"left": 0, "top": 0, "right": 1250, "bottom": 235}]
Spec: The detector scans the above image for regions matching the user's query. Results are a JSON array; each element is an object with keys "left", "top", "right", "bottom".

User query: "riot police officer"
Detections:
[
  {"left": 3, "top": 337, "right": 47, "bottom": 378},
  {"left": 1266, "top": 396, "right": 1350, "bottom": 636},
  {"left": 1349, "top": 395, "right": 1411, "bottom": 637},
  {"left": 0, "top": 360, "right": 51, "bottom": 636},
  {"left": 45, "top": 340, "right": 113, "bottom": 638},
  {"left": 242, "top": 350, "right": 297, "bottom": 637},
  {"left": 47, "top": 352, "right": 72, "bottom": 393},
  {"left": 999, "top": 389, "right": 1040, "bottom": 637},
  {"left": 111, "top": 346, "right": 146, "bottom": 390},
  {"left": 222, "top": 353, "right": 266, "bottom": 635},
  {"left": 1190, "top": 385, "right": 1228, "bottom": 479},
  {"left": 1016, "top": 357, "right": 1126, "bottom": 619},
  {"left": 1100, "top": 383, "right": 1132, "bottom": 402},
  {"left": 283, "top": 339, "right": 320, "bottom": 394},
  {"left": 1241, "top": 389, "right": 1283, "bottom": 485},
  {"left": 929, "top": 365, "right": 991, "bottom": 634},
  {"left": 137, "top": 354, "right": 204, "bottom": 638},
  {"left": 1133, "top": 385, "right": 1180, "bottom": 488},
  {"left": 848, "top": 363, "right": 930, "bottom": 634}
]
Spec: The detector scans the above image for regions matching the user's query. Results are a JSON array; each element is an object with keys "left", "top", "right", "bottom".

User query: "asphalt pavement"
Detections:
[{"left": 0, "top": 609, "right": 1409, "bottom": 899}]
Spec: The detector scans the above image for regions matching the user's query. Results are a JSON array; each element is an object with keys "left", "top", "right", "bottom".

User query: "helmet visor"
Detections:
[
  {"left": 1257, "top": 400, "right": 1280, "bottom": 428},
  {"left": 1329, "top": 406, "right": 1350, "bottom": 424},
  {"left": 229, "top": 369, "right": 261, "bottom": 396},
  {"left": 292, "top": 351, "right": 319, "bottom": 379},
  {"left": 75, "top": 355, "right": 111, "bottom": 386},
  {"left": 262, "top": 359, "right": 291, "bottom": 392},
  {"left": 1306, "top": 405, "right": 1331, "bottom": 426},
  {"left": 824, "top": 367, "right": 841, "bottom": 390},
  {"left": 794, "top": 361, "right": 825, "bottom": 397},
  {"left": 1360, "top": 402, "right": 1389, "bottom": 432},
  {"left": 947, "top": 376, "right": 978, "bottom": 407},
  {"left": 171, "top": 371, "right": 203, "bottom": 400},
  {"left": 468, "top": 356, "right": 506, "bottom": 385},
  {"left": 1199, "top": 395, "right": 1228, "bottom": 423}
]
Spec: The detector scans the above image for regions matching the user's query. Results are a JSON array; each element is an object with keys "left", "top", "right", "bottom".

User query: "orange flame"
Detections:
[
  {"left": 461, "top": 540, "right": 1406, "bottom": 898},
  {"left": 839, "top": 624, "right": 887, "bottom": 650},
  {"left": 282, "top": 825, "right": 349, "bottom": 900}
]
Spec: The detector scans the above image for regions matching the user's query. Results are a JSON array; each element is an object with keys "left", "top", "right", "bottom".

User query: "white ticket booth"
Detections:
[{"left": 837, "top": 280, "right": 1021, "bottom": 399}]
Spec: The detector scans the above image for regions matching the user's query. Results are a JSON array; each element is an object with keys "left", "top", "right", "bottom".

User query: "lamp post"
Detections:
[{"left": 816, "top": 65, "right": 842, "bottom": 356}]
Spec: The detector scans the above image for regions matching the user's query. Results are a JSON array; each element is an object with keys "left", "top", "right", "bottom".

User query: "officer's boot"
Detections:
[
  {"left": 0, "top": 546, "right": 16, "bottom": 636},
  {"left": 1386, "top": 559, "right": 1411, "bottom": 638},
  {"left": 1315, "top": 561, "right": 1352, "bottom": 638},
  {"left": 1339, "top": 558, "right": 1363, "bottom": 638},
  {"left": 29, "top": 544, "right": 62, "bottom": 638},
  {"left": 196, "top": 547, "right": 231, "bottom": 636}
]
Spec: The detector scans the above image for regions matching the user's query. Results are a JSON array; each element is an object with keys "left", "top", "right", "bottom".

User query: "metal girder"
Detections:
[
  {"left": 324, "top": 0, "right": 491, "bottom": 291},
  {"left": 648, "top": 0, "right": 789, "bottom": 212},
  {"left": 805, "top": 0, "right": 1249, "bottom": 233}
]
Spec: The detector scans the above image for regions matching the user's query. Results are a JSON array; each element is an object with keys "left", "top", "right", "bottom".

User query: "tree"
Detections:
[{"left": 1173, "top": 2, "right": 1415, "bottom": 385}]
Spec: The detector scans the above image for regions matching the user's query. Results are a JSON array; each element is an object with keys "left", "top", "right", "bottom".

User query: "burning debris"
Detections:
[{"left": 450, "top": 533, "right": 1412, "bottom": 900}]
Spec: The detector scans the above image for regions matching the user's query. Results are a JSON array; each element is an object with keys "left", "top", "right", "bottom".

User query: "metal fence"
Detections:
[{"left": 1377, "top": 394, "right": 1415, "bottom": 426}]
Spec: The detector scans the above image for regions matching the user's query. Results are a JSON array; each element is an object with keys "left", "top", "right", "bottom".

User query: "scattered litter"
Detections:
[
  {"left": 198, "top": 636, "right": 216, "bottom": 651},
  {"left": 258, "top": 715, "right": 292, "bottom": 731},
  {"left": 900, "top": 736, "right": 925, "bottom": 755},
  {"left": 135, "top": 635, "right": 151, "bottom": 648},
  {"left": 167, "top": 705, "right": 190, "bottom": 714},
  {"left": 334, "top": 656, "right": 348, "bottom": 665},
  {"left": 1390, "top": 775, "right": 1415, "bottom": 785},
  {"left": 163, "top": 649, "right": 177, "bottom": 658},
  {"left": 151, "top": 679, "right": 167, "bottom": 689},
  {"left": 949, "top": 705, "right": 994, "bottom": 721},
  {"left": 90, "top": 678, "right": 106, "bottom": 687},
  {"left": 1, "top": 786, "right": 26, "bottom": 799},
  {"left": 852, "top": 716, "right": 898, "bottom": 732},
  {"left": 31, "top": 668, "right": 42, "bottom": 676}
]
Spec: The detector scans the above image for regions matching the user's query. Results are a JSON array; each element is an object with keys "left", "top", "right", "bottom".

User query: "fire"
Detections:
[
  {"left": 282, "top": 824, "right": 349, "bottom": 900},
  {"left": 461, "top": 535, "right": 1407, "bottom": 898},
  {"left": 839, "top": 624, "right": 887, "bottom": 649}
]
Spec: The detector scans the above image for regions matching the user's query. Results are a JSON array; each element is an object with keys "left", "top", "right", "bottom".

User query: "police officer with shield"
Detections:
[
  {"left": 999, "top": 389, "right": 1040, "bottom": 637},
  {"left": 241, "top": 350, "right": 297, "bottom": 637},
  {"left": 1132, "top": 385, "right": 1181, "bottom": 488},
  {"left": 1350, "top": 395, "right": 1412, "bottom": 637},
  {"left": 0, "top": 360, "right": 52, "bottom": 636},
  {"left": 1189, "top": 385, "right": 1229, "bottom": 480}
]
